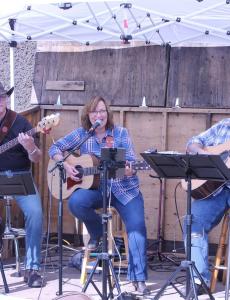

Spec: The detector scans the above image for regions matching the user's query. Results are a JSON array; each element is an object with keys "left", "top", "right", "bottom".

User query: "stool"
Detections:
[
  {"left": 210, "top": 209, "right": 230, "bottom": 295},
  {"left": 80, "top": 207, "right": 128, "bottom": 284},
  {"left": 2, "top": 196, "right": 26, "bottom": 276}
]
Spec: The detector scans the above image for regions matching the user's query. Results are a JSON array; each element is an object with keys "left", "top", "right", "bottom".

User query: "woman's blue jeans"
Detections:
[
  {"left": 184, "top": 186, "right": 230, "bottom": 285},
  {"left": 68, "top": 189, "right": 148, "bottom": 282},
  {"left": 15, "top": 185, "right": 43, "bottom": 271}
]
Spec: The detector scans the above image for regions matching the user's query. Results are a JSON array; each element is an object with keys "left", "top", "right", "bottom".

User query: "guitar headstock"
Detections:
[{"left": 36, "top": 113, "right": 60, "bottom": 134}]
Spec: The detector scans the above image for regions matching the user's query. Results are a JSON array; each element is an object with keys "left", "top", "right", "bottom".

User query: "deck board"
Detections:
[{"left": 0, "top": 250, "right": 226, "bottom": 300}]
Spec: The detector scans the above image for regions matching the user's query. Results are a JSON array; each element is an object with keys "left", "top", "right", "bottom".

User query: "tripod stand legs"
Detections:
[
  {"left": 154, "top": 260, "right": 214, "bottom": 300},
  {"left": 0, "top": 256, "right": 9, "bottom": 293},
  {"left": 82, "top": 253, "right": 122, "bottom": 300}
]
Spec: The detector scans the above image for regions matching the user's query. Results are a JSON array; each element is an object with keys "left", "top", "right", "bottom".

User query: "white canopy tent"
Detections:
[
  {"left": 1, "top": 0, "right": 230, "bottom": 109},
  {"left": 0, "top": 0, "right": 230, "bottom": 46}
]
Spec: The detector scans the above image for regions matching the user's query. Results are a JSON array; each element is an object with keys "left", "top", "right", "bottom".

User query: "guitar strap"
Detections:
[
  {"left": 105, "top": 129, "right": 114, "bottom": 148},
  {"left": 0, "top": 109, "right": 17, "bottom": 144}
]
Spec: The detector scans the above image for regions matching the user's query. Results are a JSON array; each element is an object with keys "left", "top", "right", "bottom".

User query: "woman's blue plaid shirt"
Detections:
[{"left": 49, "top": 125, "right": 140, "bottom": 205}]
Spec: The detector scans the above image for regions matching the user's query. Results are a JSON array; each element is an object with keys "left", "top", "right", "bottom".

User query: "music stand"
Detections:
[
  {"left": 0, "top": 171, "right": 36, "bottom": 196},
  {"left": 0, "top": 170, "right": 36, "bottom": 293},
  {"left": 82, "top": 148, "right": 125, "bottom": 300},
  {"left": 141, "top": 152, "right": 230, "bottom": 300}
]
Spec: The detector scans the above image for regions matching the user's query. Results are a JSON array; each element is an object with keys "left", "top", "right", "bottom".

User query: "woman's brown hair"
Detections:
[{"left": 81, "top": 96, "right": 114, "bottom": 130}]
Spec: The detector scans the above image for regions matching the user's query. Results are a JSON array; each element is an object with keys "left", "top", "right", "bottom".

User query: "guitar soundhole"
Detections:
[{"left": 75, "top": 165, "right": 83, "bottom": 179}]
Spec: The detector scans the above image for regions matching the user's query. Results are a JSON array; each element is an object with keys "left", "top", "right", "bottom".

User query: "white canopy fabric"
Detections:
[{"left": 1, "top": 0, "right": 230, "bottom": 46}]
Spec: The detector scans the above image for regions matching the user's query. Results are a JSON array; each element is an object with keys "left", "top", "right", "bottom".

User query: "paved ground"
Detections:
[{"left": 0, "top": 249, "right": 227, "bottom": 300}]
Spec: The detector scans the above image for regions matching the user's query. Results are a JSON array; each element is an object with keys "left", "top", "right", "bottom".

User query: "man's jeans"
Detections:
[
  {"left": 184, "top": 186, "right": 230, "bottom": 284},
  {"left": 15, "top": 185, "right": 43, "bottom": 270},
  {"left": 68, "top": 189, "right": 148, "bottom": 282}
]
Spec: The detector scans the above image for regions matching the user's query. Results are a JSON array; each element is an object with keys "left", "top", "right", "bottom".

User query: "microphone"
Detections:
[{"left": 88, "top": 119, "right": 102, "bottom": 133}]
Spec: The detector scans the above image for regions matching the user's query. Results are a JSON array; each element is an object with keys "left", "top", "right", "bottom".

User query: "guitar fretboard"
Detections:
[
  {"left": 132, "top": 161, "right": 151, "bottom": 170},
  {"left": 83, "top": 166, "right": 99, "bottom": 176},
  {"left": 0, "top": 128, "right": 36, "bottom": 154}
]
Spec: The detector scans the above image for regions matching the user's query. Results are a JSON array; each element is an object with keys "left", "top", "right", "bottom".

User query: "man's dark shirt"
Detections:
[{"left": 0, "top": 112, "right": 35, "bottom": 171}]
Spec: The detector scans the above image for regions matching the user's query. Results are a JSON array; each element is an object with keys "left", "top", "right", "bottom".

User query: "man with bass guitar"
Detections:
[
  {"left": 184, "top": 118, "right": 230, "bottom": 294},
  {"left": 0, "top": 82, "right": 43, "bottom": 287},
  {"left": 48, "top": 96, "right": 150, "bottom": 295}
]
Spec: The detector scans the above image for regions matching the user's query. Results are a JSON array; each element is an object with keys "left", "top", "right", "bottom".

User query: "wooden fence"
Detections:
[{"left": 36, "top": 105, "right": 230, "bottom": 249}]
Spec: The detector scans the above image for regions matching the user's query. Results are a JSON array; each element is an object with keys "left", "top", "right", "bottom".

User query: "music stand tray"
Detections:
[
  {"left": 141, "top": 152, "right": 230, "bottom": 300},
  {"left": 141, "top": 152, "right": 230, "bottom": 181},
  {"left": 0, "top": 170, "right": 36, "bottom": 196},
  {"left": 0, "top": 170, "right": 35, "bottom": 293}
]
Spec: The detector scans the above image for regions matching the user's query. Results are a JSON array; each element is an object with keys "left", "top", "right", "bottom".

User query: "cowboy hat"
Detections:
[{"left": 0, "top": 82, "right": 14, "bottom": 97}]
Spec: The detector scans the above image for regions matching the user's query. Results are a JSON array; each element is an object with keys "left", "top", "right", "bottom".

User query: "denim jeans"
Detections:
[
  {"left": 68, "top": 189, "right": 148, "bottom": 281},
  {"left": 15, "top": 185, "right": 43, "bottom": 270},
  {"left": 184, "top": 186, "right": 230, "bottom": 284}
]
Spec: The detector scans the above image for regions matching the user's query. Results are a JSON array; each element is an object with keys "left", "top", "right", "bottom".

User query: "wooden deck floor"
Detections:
[{"left": 0, "top": 248, "right": 227, "bottom": 300}]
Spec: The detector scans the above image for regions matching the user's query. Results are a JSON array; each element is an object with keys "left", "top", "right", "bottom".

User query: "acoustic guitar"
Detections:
[
  {"left": 0, "top": 113, "right": 60, "bottom": 155},
  {"left": 47, "top": 154, "right": 151, "bottom": 199},
  {"left": 181, "top": 140, "right": 230, "bottom": 200}
]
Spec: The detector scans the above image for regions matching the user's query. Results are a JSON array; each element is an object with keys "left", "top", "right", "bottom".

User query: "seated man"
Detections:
[
  {"left": 0, "top": 82, "right": 43, "bottom": 288},
  {"left": 184, "top": 118, "right": 230, "bottom": 293}
]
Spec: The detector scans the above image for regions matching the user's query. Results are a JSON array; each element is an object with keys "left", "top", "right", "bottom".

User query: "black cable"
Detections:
[{"left": 174, "top": 181, "right": 184, "bottom": 234}]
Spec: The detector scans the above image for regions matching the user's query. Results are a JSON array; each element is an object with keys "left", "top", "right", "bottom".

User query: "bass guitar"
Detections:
[
  {"left": 181, "top": 140, "right": 230, "bottom": 200},
  {"left": 47, "top": 154, "right": 151, "bottom": 199},
  {"left": 0, "top": 113, "right": 60, "bottom": 155}
]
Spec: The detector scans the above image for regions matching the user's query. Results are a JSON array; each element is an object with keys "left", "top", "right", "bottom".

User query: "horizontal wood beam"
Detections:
[
  {"left": 46, "top": 80, "right": 85, "bottom": 91},
  {"left": 40, "top": 104, "right": 230, "bottom": 114}
]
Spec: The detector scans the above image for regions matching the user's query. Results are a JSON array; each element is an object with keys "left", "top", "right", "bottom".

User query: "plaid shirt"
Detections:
[
  {"left": 187, "top": 118, "right": 230, "bottom": 192},
  {"left": 49, "top": 126, "right": 140, "bottom": 205},
  {"left": 187, "top": 118, "right": 230, "bottom": 148}
]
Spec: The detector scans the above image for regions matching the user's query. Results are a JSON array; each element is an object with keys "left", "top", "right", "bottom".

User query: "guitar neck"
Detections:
[
  {"left": 82, "top": 160, "right": 150, "bottom": 176},
  {"left": 132, "top": 161, "right": 151, "bottom": 171},
  {"left": 0, "top": 128, "right": 37, "bottom": 154},
  {"left": 83, "top": 166, "right": 99, "bottom": 176}
]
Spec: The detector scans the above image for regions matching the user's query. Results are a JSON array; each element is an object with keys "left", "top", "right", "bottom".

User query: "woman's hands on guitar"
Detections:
[
  {"left": 125, "top": 161, "right": 137, "bottom": 177},
  {"left": 53, "top": 154, "right": 81, "bottom": 182},
  {"left": 63, "top": 161, "right": 81, "bottom": 182}
]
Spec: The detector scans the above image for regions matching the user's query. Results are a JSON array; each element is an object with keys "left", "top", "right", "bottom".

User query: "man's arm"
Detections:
[
  {"left": 18, "top": 132, "right": 41, "bottom": 163},
  {"left": 187, "top": 142, "right": 209, "bottom": 155}
]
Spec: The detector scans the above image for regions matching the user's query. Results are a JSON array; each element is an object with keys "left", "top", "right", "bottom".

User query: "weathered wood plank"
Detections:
[
  {"left": 167, "top": 47, "right": 230, "bottom": 108},
  {"left": 33, "top": 46, "right": 167, "bottom": 107},
  {"left": 46, "top": 80, "right": 85, "bottom": 91}
]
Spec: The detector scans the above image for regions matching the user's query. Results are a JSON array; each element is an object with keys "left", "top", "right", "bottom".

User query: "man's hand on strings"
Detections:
[{"left": 18, "top": 132, "right": 36, "bottom": 153}]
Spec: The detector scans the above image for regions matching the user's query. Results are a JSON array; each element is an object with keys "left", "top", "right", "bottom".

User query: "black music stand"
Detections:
[
  {"left": 0, "top": 170, "right": 36, "bottom": 293},
  {"left": 0, "top": 171, "right": 36, "bottom": 196},
  {"left": 141, "top": 152, "right": 230, "bottom": 300}
]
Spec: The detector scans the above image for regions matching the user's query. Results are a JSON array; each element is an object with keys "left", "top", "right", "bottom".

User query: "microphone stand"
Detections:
[{"left": 49, "top": 127, "right": 98, "bottom": 296}]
